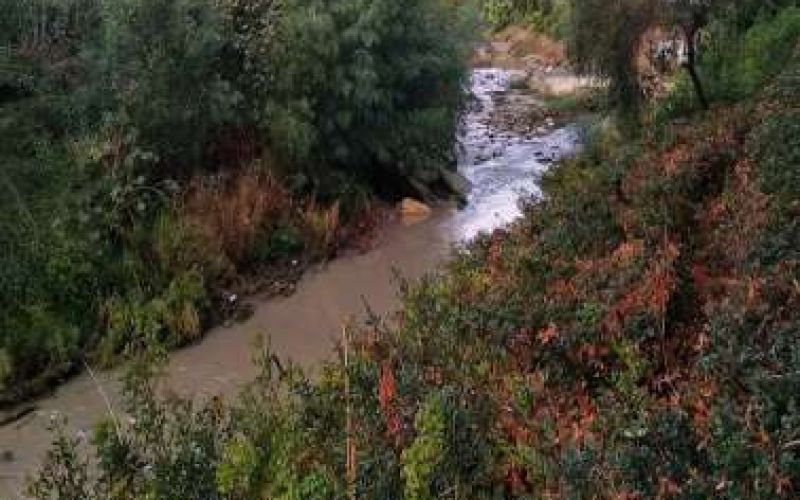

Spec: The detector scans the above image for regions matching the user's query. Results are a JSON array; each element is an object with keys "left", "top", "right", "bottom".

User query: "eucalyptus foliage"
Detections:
[
  {"left": 267, "top": 0, "right": 474, "bottom": 187},
  {"left": 0, "top": 0, "right": 474, "bottom": 401}
]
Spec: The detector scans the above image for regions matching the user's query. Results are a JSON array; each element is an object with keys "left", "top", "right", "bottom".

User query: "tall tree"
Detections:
[
  {"left": 667, "top": 0, "right": 711, "bottom": 108},
  {"left": 567, "top": 0, "right": 657, "bottom": 113}
]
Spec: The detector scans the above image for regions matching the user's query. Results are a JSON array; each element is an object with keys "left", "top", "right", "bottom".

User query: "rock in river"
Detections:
[
  {"left": 440, "top": 168, "right": 472, "bottom": 197},
  {"left": 509, "top": 71, "right": 529, "bottom": 90},
  {"left": 399, "top": 198, "right": 432, "bottom": 218}
]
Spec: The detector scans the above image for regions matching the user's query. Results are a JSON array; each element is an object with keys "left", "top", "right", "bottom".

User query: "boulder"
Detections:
[
  {"left": 474, "top": 153, "right": 491, "bottom": 164},
  {"left": 440, "top": 168, "right": 471, "bottom": 196},
  {"left": 509, "top": 71, "right": 529, "bottom": 90},
  {"left": 399, "top": 198, "right": 432, "bottom": 220},
  {"left": 526, "top": 74, "right": 549, "bottom": 94},
  {"left": 407, "top": 177, "right": 435, "bottom": 203}
]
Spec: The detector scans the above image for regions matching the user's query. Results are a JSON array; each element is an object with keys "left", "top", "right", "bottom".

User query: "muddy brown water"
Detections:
[{"left": 0, "top": 68, "right": 582, "bottom": 498}]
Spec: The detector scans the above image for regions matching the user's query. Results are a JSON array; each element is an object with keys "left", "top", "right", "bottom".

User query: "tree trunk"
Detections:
[{"left": 683, "top": 26, "right": 709, "bottom": 110}]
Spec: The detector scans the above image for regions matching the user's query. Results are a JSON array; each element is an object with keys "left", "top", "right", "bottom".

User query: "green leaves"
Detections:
[
  {"left": 216, "top": 436, "right": 259, "bottom": 497},
  {"left": 265, "top": 0, "right": 474, "bottom": 191},
  {"left": 481, "top": 0, "right": 571, "bottom": 34},
  {"left": 93, "top": 0, "right": 238, "bottom": 168},
  {"left": 401, "top": 393, "right": 447, "bottom": 500}
]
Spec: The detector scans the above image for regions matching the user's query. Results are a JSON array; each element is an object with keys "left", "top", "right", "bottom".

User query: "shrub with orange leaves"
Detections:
[{"left": 379, "top": 361, "right": 402, "bottom": 442}]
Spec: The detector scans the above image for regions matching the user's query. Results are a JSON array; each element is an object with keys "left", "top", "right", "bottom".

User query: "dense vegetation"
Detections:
[
  {"left": 0, "top": 0, "right": 475, "bottom": 403},
  {"left": 567, "top": 0, "right": 800, "bottom": 113},
  {"left": 25, "top": 0, "right": 800, "bottom": 499},
  {"left": 480, "top": 0, "right": 571, "bottom": 36}
]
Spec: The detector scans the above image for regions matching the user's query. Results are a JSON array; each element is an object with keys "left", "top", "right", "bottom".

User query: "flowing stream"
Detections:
[{"left": 0, "top": 68, "right": 581, "bottom": 498}]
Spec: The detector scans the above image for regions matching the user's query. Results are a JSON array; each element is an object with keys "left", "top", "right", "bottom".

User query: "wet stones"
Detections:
[
  {"left": 440, "top": 168, "right": 471, "bottom": 196},
  {"left": 509, "top": 71, "right": 529, "bottom": 90},
  {"left": 481, "top": 88, "right": 559, "bottom": 138},
  {"left": 398, "top": 198, "right": 433, "bottom": 226}
]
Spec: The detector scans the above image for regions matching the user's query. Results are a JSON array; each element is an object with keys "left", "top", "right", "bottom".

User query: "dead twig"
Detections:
[
  {"left": 83, "top": 359, "right": 121, "bottom": 442},
  {"left": 343, "top": 322, "right": 357, "bottom": 500}
]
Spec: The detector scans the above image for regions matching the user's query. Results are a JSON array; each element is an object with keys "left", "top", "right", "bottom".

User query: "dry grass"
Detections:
[
  {"left": 499, "top": 26, "right": 565, "bottom": 64},
  {"left": 475, "top": 26, "right": 567, "bottom": 69},
  {"left": 183, "top": 167, "right": 290, "bottom": 264},
  {"left": 299, "top": 200, "right": 341, "bottom": 260}
]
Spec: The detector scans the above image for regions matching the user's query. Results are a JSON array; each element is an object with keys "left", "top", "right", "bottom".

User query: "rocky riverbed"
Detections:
[{"left": 452, "top": 68, "right": 583, "bottom": 239}]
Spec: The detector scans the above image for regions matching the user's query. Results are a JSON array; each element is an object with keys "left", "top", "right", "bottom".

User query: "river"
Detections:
[{"left": 0, "top": 68, "right": 582, "bottom": 498}]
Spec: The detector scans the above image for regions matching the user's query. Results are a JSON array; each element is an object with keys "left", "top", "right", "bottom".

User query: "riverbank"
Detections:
[
  {"left": 0, "top": 211, "right": 455, "bottom": 498},
  {"left": 473, "top": 25, "right": 600, "bottom": 96},
  {"left": 0, "top": 0, "right": 476, "bottom": 413}
]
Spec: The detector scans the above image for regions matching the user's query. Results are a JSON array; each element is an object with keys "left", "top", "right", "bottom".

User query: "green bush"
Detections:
[
  {"left": 265, "top": 0, "right": 474, "bottom": 191},
  {"left": 481, "top": 0, "right": 516, "bottom": 28},
  {"left": 90, "top": 0, "right": 241, "bottom": 170},
  {"left": 702, "top": 7, "right": 800, "bottom": 102},
  {"left": 29, "top": 348, "right": 342, "bottom": 500},
  {"left": 0, "top": 0, "right": 474, "bottom": 400},
  {"left": 653, "top": 7, "right": 800, "bottom": 125},
  {"left": 480, "top": 0, "right": 570, "bottom": 36},
  {"left": 401, "top": 393, "right": 448, "bottom": 500},
  {"left": 98, "top": 269, "right": 207, "bottom": 364},
  {"left": 0, "top": 141, "right": 101, "bottom": 398},
  {"left": 749, "top": 109, "right": 800, "bottom": 265}
]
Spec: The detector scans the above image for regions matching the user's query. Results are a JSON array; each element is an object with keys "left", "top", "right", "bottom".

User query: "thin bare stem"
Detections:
[
  {"left": 343, "top": 322, "right": 357, "bottom": 500},
  {"left": 83, "top": 359, "right": 121, "bottom": 441}
]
